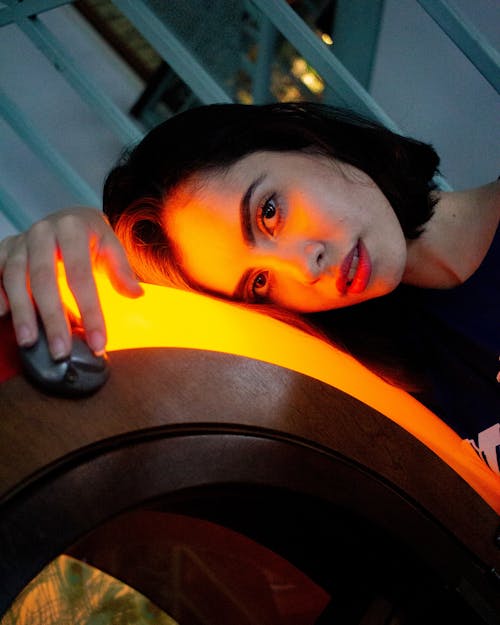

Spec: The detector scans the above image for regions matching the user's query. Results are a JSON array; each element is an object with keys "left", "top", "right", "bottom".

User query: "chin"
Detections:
[{"left": 371, "top": 280, "right": 401, "bottom": 301}]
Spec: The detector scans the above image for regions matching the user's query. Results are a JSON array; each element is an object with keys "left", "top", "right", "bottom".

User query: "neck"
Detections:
[{"left": 403, "top": 179, "right": 500, "bottom": 288}]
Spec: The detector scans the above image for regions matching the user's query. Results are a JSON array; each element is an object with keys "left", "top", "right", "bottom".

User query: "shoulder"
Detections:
[{"left": 403, "top": 180, "right": 500, "bottom": 289}]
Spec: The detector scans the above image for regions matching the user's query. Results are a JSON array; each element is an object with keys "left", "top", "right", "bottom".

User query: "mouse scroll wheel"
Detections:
[{"left": 63, "top": 363, "right": 79, "bottom": 385}]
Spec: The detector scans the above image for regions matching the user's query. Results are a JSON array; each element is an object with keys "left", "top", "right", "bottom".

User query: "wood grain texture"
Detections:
[{"left": 0, "top": 348, "right": 498, "bottom": 614}]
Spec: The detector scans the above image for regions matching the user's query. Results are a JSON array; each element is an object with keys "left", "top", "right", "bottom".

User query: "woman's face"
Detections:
[{"left": 164, "top": 151, "right": 407, "bottom": 312}]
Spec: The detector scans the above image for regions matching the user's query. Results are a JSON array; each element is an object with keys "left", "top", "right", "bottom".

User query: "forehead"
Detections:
[
  {"left": 172, "top": 149, "right": 332, "bottom": 201},
  {"left": 162, "top": 160, "right": 252, "bottom": 296},
  {"left": 169, "top": 152, "right": 265, "bottom": 211},
  {"left": 164, "top": 149, "right": 294, "bottom": 238},
  {"left": 163, "top": 149, "right": 325, "bottom": 245}
]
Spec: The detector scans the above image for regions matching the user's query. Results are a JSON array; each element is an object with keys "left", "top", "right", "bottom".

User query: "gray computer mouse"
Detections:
[{"left": 19, "top": 322, "right": 109, "bottom": 397}]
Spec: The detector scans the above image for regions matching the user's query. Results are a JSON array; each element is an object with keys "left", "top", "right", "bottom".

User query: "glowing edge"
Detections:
[{"left": 59, "top": 270, "right": 500, "bottom": 512}]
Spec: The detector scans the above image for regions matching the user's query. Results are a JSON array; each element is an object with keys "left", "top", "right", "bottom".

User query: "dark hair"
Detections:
[
  {"left": 103, "top": 102, "right": 439, "bottom": 287},
  {"left": 103, "top": 102, "right": 441, "bottom": 390}
]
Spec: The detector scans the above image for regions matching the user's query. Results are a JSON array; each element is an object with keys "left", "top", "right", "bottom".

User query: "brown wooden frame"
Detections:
[{"left": 1, "top": 348, "right": 499, "bottom": 619}]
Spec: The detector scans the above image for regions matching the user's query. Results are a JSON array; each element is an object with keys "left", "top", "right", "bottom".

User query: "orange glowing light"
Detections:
[{"left": 59, "top": 268, "right": 500, "bottom": 512}]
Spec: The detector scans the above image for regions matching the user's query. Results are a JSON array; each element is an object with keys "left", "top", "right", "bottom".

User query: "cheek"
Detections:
[
  {"left": 365, "top": 198, "right": 407, "bottom": 267},
  {"left": 270, "top": 277, "right": 334, "bottom": 313},
  {"left": 370, "top": 234, "right": 407, "bottom": 295}
]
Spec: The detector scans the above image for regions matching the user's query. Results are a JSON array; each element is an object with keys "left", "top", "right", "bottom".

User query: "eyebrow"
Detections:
[{"left": 240, "top": 174, "right": 265, "bottom": 247}]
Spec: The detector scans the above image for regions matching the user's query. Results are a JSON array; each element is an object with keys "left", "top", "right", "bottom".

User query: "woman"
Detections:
[{"left": 0, "top": 102, "right": 498, "bottom": 468}]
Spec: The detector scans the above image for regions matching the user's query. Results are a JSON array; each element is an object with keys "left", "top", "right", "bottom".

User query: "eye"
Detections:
[
  {"left": 251, "top": 271, "right": 270, "bottom": 300},
  {"left": 257, "top": 195, "right": 280, "bottom": 236}
]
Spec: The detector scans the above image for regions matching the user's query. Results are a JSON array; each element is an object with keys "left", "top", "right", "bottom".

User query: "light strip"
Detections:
[{"left": 59, "top": 269, "right": 500, "bottom": 512}]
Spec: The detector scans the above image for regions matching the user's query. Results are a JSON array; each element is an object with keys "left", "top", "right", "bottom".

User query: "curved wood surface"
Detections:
[{"left": 0, "top": 347, "right": 499, "bottom": 616}]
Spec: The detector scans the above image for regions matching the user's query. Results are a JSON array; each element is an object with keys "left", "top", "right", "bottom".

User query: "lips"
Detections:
[{"left": 336, "top": 239, "right": 372, "bottom": 295}]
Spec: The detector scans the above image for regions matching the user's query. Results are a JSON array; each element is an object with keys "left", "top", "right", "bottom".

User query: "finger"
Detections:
[
  {"left": 2, "top": 236, "right": 39, "bottom": 347},
  {"left": 0, "top": 288, "right": 9, "bottom": 317},
  {"left": 26, "top": 221, "right": 72, "bottom": 359},
  {"left": 0, "top": 236, "right": 15, "bottom": 316},
  {"left": 0, "top": 234, "right": 15, "bottom": 269},
  {"left": 56, "top": 215, "right": 107, "bottom": 355},
  {"left": 96, "top": 229, "right": 144, "bottom": 298}
]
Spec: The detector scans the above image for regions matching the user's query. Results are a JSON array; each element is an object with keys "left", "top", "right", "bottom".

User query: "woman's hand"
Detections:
[{"left": 0, "top": 207, "right": 143, "bottom": 359}]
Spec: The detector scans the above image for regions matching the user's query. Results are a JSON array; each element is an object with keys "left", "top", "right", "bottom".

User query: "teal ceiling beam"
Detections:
[
  {"left": 417, "top": 0, "right": 500, "bottom": 94},
  {"left": 0, "top": 0, "right": 68, "bottom": 27},
  {"left": 0, "top": 86, "right": 101, "bottom": 207},
  {"left": 111, "top": 0, "right": 232, "bottom": 105},
  {"left": 331, "top": 0, "right": 384, "bottom": 90},
  {"left": 0, "top": 186, "right": 31, "bottom": 233},
  {"left": 250, "top": 0, "right": 400, "bottom": 131},
  {"left": 14, "top": 14, "right": 143, "bottom": 145}
]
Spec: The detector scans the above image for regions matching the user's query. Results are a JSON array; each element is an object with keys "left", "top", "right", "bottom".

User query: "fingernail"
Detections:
[
  {"left": 88, "top": 330, "right": 106, "bottom": 355},
  {"left": 17, "top": 324, "right": 34, "bottom": 346},
  {"left": 131, "top": 281, "right": 144, "bottom": 297},
  {"left": 50, "top": 336, "right": 67, "bottom": 361}
]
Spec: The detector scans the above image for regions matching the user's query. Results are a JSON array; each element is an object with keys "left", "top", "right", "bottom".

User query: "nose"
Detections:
[
  {"left": 303, "top": 242, "right": 327, "bottom": 281},
  {"left": 270, "top": 241, "right": 327, "bottom": 283}
]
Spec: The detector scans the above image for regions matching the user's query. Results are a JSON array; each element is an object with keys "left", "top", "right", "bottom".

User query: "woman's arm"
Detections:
[{"left": 0, "top": 208, "right": 143, "bottom": 359}]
